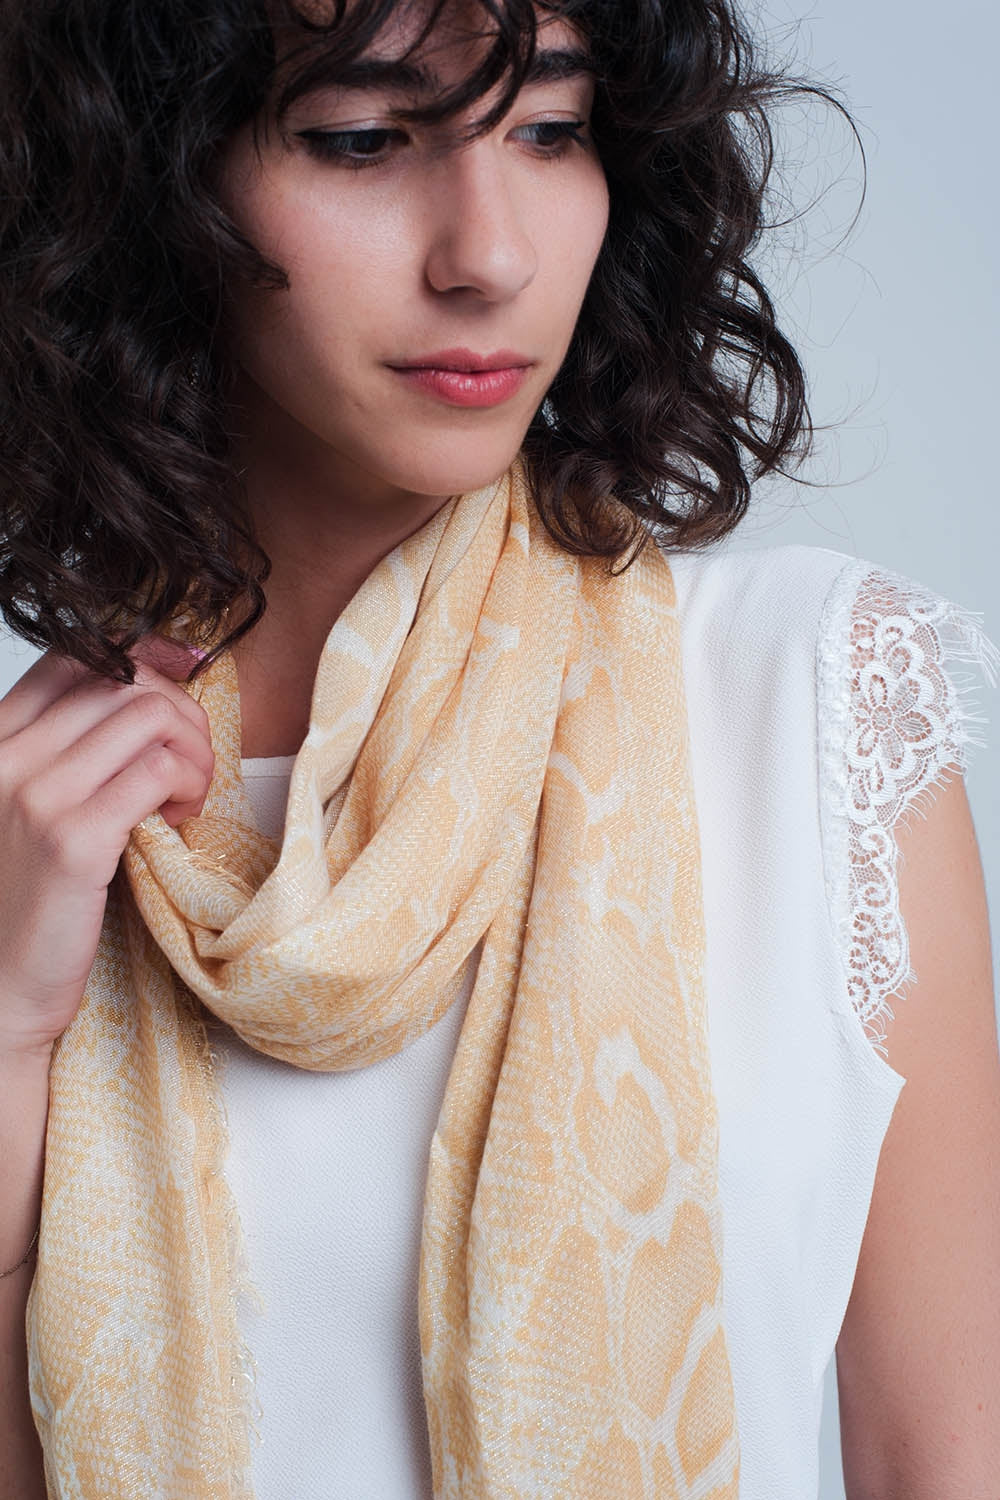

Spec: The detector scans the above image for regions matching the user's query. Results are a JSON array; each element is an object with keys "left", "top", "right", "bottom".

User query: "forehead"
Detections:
[
  {"left": 283, "top": 0, "right": 588, "bottom": 81},
  {"left": 371, "top": 2, "right": 581, "bottom": 52},
  {"left": 265, "top": 0, "right": 595, "bottom": 141}
]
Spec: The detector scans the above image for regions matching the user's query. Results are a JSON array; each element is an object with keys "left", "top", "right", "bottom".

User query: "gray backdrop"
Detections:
[{"left": 0, "top": 3, "right": 995, "bottom": 1494}]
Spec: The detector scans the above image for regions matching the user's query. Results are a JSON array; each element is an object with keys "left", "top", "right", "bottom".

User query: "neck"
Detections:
[{"left": 227, "top": 377, "right": 454, "bottom": 759}]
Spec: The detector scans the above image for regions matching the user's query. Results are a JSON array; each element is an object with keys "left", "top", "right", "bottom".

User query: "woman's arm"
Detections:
[
  {"left": 836, "top": 771, "right": 1000, "bottom": 1497},
  {"left": 0, "top": 636, "right": 214, "bottom": 1498},
  {"left": 0, "top": 1044, "right": 50, "bottom": 1500}
]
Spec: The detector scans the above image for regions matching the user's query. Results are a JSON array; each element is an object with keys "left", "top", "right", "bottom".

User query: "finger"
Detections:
[
  {"left": 61, "top": 747, "right": 215, "bottom": 878},
  {"left": 3, "top": 649, "right": 213, "bottom": 776},
  {"left": 158, "top": 787, "right": 214, "bottom": 827},
  {"left": 20, "top": 692, "right": 215, "bottom": 822},
  {"left": 131, "top": 634, "right": 210, "bottom": 684},
  {"left": 0, "top": 635, "right": 206, "bottom": 743},
  {"left": 0, "top": 651, "right": 93, "bottom": 740}
]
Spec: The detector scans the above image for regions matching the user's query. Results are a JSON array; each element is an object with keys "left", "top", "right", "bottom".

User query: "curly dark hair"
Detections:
[{"left": 0, "top": 0, "right": 833, "bottom": 683}]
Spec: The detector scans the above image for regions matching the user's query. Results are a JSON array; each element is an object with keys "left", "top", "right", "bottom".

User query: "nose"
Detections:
[{"left": 422, "top": 138, "right": 538, "bottom": 302}]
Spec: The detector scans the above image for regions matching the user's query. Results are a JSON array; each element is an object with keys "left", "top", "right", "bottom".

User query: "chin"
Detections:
[{"left": 386, "top": 428, "right": 532, "bottom": 501}]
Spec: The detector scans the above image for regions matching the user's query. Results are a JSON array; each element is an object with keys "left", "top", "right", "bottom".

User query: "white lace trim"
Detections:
[{"left": 818, "top": 559, "right": 999, "bottom": 1058}]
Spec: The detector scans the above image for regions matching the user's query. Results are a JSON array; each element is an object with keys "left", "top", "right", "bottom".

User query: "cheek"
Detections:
[
  {"left": 547, "top": 170, "right": 610, "bottom": 309},
  {"left": 588, "top": 163, "right": 612, "bottom": 247},
  {"left": 254, "top": 184, "right": 423, "bottom": 343},
  {"left": 222, "top": 178, "right": 410, "bottom": 382},
  {"left": 582, "top": 179, "right": 611, "bottom": 277}
]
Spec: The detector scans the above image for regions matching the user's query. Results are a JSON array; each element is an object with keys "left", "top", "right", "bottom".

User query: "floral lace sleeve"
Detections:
[{"left": 817, "top": 560, "right": 999, "bottom": 1058}]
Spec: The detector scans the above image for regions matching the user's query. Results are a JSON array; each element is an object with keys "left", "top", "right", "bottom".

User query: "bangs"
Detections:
[{"left": 265, "top": 0, "right": 586, "bottom": 143}]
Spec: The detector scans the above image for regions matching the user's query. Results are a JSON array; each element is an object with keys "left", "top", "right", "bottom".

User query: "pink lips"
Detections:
[{"left": 388, "top": 348, "right": 535, "bottom": 408}]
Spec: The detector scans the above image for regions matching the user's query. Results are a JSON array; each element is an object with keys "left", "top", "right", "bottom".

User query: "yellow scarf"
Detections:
[{"left": 28, "top": 456, "right": 739, "bottom": 1498}]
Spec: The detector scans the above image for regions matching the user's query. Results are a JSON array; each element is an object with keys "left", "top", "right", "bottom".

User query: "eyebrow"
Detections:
[
  {"left": 328, "top": 46, "right": 595, "bottom": 97},
  {"left": 524, "top": 47, "right": 595, "bottom": 86}
]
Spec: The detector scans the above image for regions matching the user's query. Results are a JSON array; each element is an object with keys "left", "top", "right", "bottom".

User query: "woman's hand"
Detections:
[{"left": 0, "top": 638, "right": 214, "bottom": 1057}]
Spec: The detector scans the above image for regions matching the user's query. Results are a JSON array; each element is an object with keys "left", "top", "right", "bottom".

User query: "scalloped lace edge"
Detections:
[{"left": 817, "top": 559, "right": 999, "bottom": 1058}]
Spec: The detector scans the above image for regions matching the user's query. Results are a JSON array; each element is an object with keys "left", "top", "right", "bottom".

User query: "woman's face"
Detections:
[{"left": 217, "top": 4, "right": 609, "bottom": 508}]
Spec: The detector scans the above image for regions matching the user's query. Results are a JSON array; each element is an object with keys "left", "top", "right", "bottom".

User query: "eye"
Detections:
[
  {"left": 294, "top": 127, "right": 406, "bottom": 169},
  {"left": 512, "top": 119, "right": 589, "bottom": 157},
  {"left": 294, "top": 118, "right": 590, "bottom": 170}
]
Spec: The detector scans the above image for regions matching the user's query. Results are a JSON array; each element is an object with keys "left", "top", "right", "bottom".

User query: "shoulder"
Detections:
[
  {"left": 667, "top": 538, "right": 852, "bottom": 603},
  {"left": 667, "top": 540, "right": 998, "bottom": 708},
  {"left": 667, "top": 540, "right": 852, "bottom": 664},
  {"left": 665, "top": 543, "right": 998, "bottom": 786},
  {"left": 666, "top": 538, "right": 999, "bottom": 1059},
  {"left": 665, "top": 542, "right": 865, "bottom": 794}
]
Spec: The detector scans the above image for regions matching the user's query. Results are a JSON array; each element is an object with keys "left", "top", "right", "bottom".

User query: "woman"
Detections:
[{"left": 0, "top": 0, "right": 997, "bottom": 1496}]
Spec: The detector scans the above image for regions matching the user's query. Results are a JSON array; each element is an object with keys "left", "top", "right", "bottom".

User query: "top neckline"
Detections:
[{"left": 240, "top": 754, "right": 297, "bottom": 775}]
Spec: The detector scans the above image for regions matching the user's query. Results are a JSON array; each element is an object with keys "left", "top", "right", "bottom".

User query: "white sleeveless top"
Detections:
[{"left": 210, "top": 542, "right": 997, "bottom": 1500}]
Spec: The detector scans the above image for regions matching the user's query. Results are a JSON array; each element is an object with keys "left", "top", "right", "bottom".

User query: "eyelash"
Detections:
[{"left": 294, "top": 119, "right": 589, "bottom": 170}]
